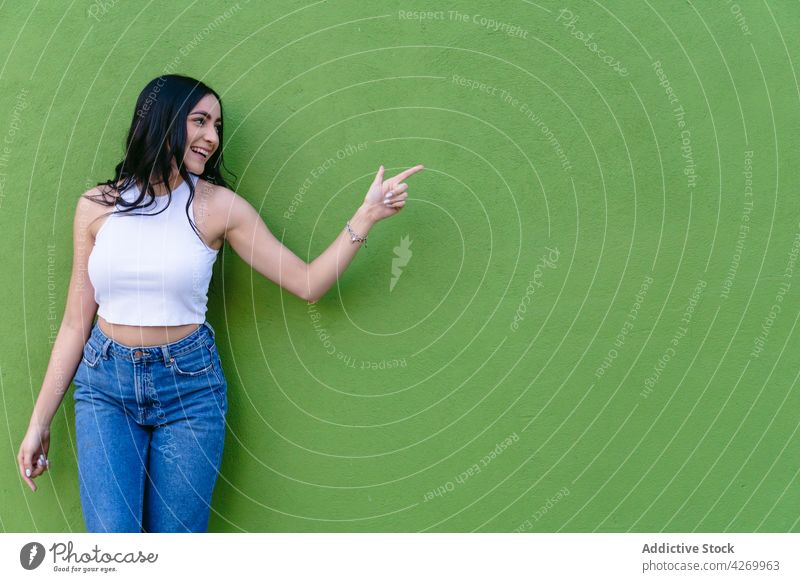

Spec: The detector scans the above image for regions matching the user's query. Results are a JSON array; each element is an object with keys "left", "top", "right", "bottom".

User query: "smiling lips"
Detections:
[{"left": 190, "top": 146, "right": 211, "bottom": 160}]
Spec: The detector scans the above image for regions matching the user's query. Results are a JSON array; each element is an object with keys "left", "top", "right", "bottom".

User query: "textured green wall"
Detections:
[{"left": 1, "top": 0, "right": 799, "bottom": 532}]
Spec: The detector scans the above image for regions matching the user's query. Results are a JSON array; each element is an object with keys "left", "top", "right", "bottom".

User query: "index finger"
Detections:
[{"left": 391, "top": 164, "right": 425, "bottom": 183}]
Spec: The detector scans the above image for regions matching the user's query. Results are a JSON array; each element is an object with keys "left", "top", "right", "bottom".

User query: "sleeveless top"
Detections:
[{"left": 87, "top": 173, "right": 219, "bottom": 326}]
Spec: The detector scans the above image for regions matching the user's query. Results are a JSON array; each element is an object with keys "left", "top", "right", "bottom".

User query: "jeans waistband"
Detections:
[{"left": 88, "top": 320, "right": 216, "bottom": 363}]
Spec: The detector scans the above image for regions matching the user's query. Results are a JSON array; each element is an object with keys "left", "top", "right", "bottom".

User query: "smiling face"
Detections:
[{"left": 182, "top": 93, "right": 222, "bottom": 174}]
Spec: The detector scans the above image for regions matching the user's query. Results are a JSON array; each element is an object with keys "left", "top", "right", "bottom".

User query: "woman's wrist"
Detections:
[
  {"left": 29, "top": 413, "right": 52, "bottom": 431},
  {"left": 350, "top": 203, "right": 378, "bottom": 236}
]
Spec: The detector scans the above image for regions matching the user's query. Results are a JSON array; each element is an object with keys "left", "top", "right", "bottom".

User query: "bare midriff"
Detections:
[{"left": 97, "top": 315, "right": 200, "bottom": 348}]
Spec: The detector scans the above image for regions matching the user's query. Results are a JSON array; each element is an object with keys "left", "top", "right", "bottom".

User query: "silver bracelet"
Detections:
[{"left": 346, "top": 221, "right": 367, "bottom": 248}]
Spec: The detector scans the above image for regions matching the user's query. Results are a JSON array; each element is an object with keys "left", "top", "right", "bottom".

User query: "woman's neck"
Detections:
[{"left": 140, "top": 172, "right": 188, "bottom": 196}]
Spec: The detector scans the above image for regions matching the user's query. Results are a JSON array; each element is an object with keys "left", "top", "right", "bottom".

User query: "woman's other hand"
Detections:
[
  {"left": 18, "top": 424, "right": 51, "bottom": 492},
  {"left": 362, "top": 164, "right": 424, "bottom": 222}
]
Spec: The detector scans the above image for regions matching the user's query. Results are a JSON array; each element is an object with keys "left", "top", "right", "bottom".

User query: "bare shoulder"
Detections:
[
  {"left": 196, "top": 178, "right": 239, "bottom": 207},
  {"left": 195, "top": 178, "right": 244, "bottom": 246},
  {"left": 79, "top": 183, "right": 120, "bottom": 207},
  {"left": 77, "top": 186, "right": 109, "bottom": 216},
  {"left": 196, "top": 178, "right": 251, "bottom": 225},
  {"left": 77, "top": 185, "right": 118, "bottom": 239}
]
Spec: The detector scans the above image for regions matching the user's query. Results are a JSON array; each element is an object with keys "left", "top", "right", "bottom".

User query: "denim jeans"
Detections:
[{"left": 72, "top": 319, "right": 227, "bottom": 533}]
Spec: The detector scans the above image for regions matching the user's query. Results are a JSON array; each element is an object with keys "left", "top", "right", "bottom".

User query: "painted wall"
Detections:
[{"left": 1, "top": 0, "right": 798, "bottom": 532}]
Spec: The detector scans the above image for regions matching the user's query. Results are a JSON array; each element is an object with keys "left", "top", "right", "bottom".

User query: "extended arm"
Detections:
[
  {"left": 224, "top": 194, "right": 377, "bottom": 303},
  {"left": 224, "top": 164, "right": 423, "bottom": 302}
]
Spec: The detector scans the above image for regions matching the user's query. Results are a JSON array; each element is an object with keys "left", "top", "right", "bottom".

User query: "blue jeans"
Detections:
[{"left": 72, "top": 320, "right": 227, "bottom": 533}]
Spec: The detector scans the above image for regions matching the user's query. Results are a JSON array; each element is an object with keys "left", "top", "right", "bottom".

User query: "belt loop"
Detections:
[
  {"left": 100, "top": 337, "right": 112, "bottom": 359},
  {"left": 161, "top": 344, "right": 172, "bottom": 367},
  {"left": 204, "top": 320, "right": 216, "bottom": 339}
]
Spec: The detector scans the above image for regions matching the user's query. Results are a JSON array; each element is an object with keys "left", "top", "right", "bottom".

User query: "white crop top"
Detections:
[{"left": 87, "top": 173, "right": 219, "bottom": 326}]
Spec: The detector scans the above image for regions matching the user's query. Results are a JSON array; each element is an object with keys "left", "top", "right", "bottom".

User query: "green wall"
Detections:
[{"left": 1, "top": 0, "right": 799, "bottom": 532}]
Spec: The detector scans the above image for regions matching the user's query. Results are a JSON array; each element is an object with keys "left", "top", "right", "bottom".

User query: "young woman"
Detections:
[{"left": 16, "top": 74, "right": 424, "bottom": 532}]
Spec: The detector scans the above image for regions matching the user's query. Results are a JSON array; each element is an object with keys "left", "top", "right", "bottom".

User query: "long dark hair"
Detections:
[{"left": 85, "top": 74, "right": 237, "bottom": 245}]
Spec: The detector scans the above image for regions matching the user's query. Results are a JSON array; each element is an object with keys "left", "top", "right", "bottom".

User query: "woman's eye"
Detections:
[{"left": 194, "top": 118, "right": 221, "bottom": 132}]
